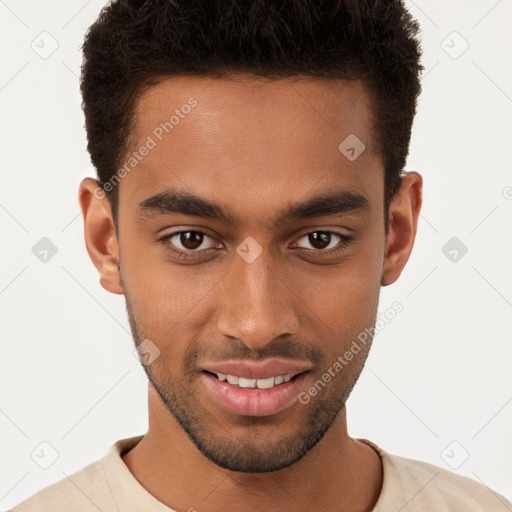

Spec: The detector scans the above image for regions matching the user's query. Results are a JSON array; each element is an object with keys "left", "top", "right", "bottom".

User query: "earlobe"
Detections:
[
  {"left": 78, "top": 178, "right": 124, "bottom": 295},
  {"left": 381, "top": 171, "right": 423, "bottom": 286}
]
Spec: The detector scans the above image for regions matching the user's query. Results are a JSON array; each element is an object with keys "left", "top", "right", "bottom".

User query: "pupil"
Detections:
[
  {"left": 310, "top": 232, "right": 330, "bottom": 249},
  {"left": 181, "top": 231, "right": 203, "bottom": 250}
]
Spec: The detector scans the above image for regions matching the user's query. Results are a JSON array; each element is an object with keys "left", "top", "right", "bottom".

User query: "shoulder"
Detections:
[
  {"left": 385, "top": 453, "right": 510, "bottom": 511},
  {"left": 358, "top": 439, "right": 512, "bottom": 512},
  {"left": 10, "top": 457, "right": 116, "bottom": 512}
]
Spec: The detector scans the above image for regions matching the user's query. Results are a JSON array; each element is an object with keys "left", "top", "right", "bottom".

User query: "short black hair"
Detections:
[{"left": 80, "top": 0, "right": 423, "bottom": 230}]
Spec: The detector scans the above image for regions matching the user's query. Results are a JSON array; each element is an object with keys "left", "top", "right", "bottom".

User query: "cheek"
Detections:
[
  {"left": 299, "top": 268, "right": 380, "bottom": 346},
  {"left": 295, "top": 234, "right": 383, "bottom": 345},
  {"left": 122, "top": 232, "right": 217, "bottom": 319}
]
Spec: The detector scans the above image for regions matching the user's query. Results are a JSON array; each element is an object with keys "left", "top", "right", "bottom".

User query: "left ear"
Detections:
[{"left": 381, "top": 171, "right": 423, "bottom": 286}]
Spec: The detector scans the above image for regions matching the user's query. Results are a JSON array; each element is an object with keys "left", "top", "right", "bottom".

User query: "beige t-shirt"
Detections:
[{"left": 10, "top": 435, "right": 511, "bottom": 512}]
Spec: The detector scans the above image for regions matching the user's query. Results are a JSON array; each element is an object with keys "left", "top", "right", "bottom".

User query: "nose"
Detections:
[{"left": 216, "top": 247, "right": 299, "bottom": 351}]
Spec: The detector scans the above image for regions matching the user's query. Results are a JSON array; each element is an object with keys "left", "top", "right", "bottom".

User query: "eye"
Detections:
[
  {"left": 159, "top": 229, "right": 353, "bottom": 261},
  {"left": 293, "top": 230, "right": 353, "bottom": 255},
  {"left": 159, "top": 230, "right": 220, "bottom": 258}
]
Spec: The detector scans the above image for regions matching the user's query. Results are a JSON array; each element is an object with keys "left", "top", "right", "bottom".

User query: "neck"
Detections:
[{"left": 122, "top": 384, "right": 383, "bottom": 512}]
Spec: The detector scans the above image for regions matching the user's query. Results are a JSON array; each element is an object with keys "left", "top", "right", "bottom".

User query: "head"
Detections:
[{"left": 79, "top": 0, "right": 423, "bottom": 473}]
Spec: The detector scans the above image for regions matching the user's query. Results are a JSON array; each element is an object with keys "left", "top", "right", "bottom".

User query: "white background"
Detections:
[{"left": 1, "top": 0, "right": 511, "bottom": 509}]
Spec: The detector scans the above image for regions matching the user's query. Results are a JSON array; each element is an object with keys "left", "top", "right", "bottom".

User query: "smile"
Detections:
[
  {"left": 212, "top": 372, "right": 300, "bottom": 389},
  {"left": 201, "top": 370, "right": 308, "bottom": 417}
]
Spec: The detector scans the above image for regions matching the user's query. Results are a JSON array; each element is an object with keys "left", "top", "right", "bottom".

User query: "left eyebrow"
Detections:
[
  {"left": 136, "top": 186, "right": 370, "bottom": 226},
  {"left": 275, "top": 189, "right": 370, "bottom": 225}
]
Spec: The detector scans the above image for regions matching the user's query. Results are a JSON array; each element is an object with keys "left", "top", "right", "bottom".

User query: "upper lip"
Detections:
[{"left": 201, "top": 359, "right": 313, "bottom": 380}]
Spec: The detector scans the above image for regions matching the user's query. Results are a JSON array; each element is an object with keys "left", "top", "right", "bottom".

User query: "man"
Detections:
[{"left": 12, "top": 0, "right": 510, "bottom": 511}]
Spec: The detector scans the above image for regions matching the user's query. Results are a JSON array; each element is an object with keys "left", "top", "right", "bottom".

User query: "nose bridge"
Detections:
[{"left": 216, "top": 245, "right": 298, "bottom": 349}]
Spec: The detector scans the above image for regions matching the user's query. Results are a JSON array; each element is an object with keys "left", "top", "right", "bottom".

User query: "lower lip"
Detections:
[{"left": 201, "top": 371, "right": 307, "bottom": 417}]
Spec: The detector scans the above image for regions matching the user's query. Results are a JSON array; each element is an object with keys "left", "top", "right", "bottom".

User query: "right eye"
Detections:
[{"left": 159, "top": 230, "right": 222, "bottom": 259}]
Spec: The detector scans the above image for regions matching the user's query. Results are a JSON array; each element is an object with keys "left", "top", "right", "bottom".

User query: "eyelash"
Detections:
[{"left": 159, "top": 229, "right": 354, "bottom": 260}]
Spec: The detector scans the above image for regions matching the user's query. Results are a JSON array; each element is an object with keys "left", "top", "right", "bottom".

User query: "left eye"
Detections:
[{"left": 294, "top": 231, "right": 349, "bottom": 251}]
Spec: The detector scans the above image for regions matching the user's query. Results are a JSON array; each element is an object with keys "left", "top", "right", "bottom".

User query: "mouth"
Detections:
[{"left": 200, "top": 369, "right": 309, "bottom": 417}]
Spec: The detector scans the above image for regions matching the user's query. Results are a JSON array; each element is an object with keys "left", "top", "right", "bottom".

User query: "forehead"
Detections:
[{"left": 120, "top": 74, "right": 382, "bottom": 226}]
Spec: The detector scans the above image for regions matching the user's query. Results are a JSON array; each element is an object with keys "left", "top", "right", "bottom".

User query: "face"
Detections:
[{"left": 81, "top": 74, "right": 421, "bottom": 473}]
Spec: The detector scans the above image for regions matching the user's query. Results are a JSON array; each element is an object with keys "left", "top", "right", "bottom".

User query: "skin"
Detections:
[{"left": 79, "top": 74, "right": 422, "bottom": 512}]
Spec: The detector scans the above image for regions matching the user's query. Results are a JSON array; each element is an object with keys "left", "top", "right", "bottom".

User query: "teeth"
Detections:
[
  {"left": 256, "top": 377, "right": 275, "bottom": 389},
  {"left": 226, "top": 374, "right": 239, "bottom": 385},
  {"left": 238, "top": 377, "right": 257, "bottom": 388},
  {"left": 214, "top": 372, "right": 298, "bottom": 389}
]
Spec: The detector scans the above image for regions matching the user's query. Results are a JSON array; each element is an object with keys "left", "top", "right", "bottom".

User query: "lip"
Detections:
[
  {"left": 200, "top": 359, "right": 313, "bottom": 380},
  {"left": 201, "top": 370, "right": 308, "bottom": 417}
]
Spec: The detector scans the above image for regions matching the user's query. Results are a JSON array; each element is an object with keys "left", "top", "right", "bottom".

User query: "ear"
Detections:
[
  {"left": 78, "top": 178, "right": 124, "bottom": 295},
  {"left": 381, "top": 171, "right": 423, "bottom": 286}
]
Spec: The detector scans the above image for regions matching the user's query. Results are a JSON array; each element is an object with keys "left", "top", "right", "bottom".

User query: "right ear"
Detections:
[{"left": 78, "top": 178, "right": 124, "bottom": 295}]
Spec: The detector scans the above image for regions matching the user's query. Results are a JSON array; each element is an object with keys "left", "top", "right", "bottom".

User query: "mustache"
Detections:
[{"left": 183, "top": 337, "right": 327, "bottom": 372}]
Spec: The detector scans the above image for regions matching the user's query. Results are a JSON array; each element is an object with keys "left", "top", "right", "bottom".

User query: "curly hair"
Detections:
[{"left": 80, "top": 0, "right": 423, "bottom": 225}]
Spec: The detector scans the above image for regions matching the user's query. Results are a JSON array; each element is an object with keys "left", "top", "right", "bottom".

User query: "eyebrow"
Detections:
[{"left": 137, "top": 186, "right": 370, "bottom": 226}]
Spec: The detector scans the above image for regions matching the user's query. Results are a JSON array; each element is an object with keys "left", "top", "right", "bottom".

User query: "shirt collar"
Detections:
[
  {"left": 103, "top": 435, "right": 178, "bottom": 511},
  {"left": 104, "top": 435, "right": 391, "bottom": 511}
]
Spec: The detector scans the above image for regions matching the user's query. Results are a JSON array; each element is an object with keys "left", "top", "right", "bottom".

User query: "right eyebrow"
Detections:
[{"left": 137, "top": 187, "right": 237, "bottom": 225}]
